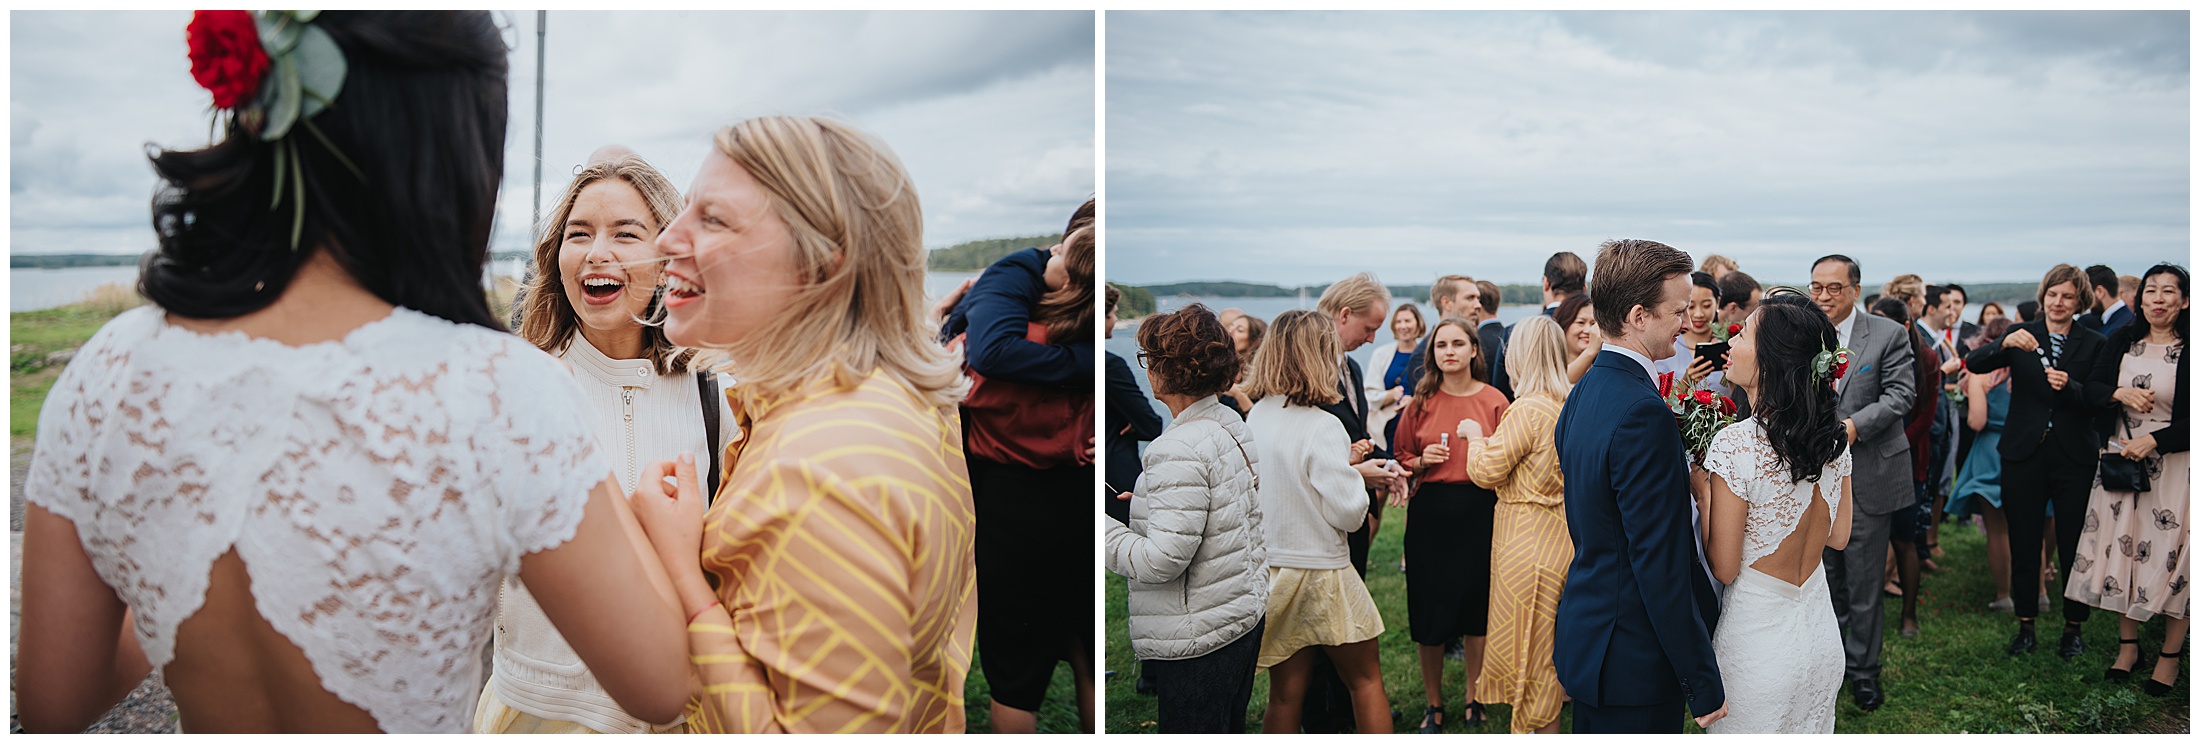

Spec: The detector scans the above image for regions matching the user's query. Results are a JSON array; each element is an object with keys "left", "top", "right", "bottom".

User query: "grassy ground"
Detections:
[{"left": 1105, "top": 511, "right": 2190, "bottom": 733}]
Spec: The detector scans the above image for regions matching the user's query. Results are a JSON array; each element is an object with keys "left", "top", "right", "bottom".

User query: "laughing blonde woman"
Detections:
[{"left": 625, "top": 116, "right": 978, "bottom": 734}]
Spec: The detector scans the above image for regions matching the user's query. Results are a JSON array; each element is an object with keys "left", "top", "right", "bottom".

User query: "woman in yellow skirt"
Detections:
[{"left": 1465, "top": 316, "right": 1576, "bottom": 734}]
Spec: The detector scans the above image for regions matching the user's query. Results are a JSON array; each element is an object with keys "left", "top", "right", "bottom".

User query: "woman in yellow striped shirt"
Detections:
[{"left": 626, "top": 115, "right": 979, "bottom": 733}]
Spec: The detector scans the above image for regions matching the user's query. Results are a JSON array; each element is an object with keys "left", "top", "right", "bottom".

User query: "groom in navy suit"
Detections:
[{"left": 1555, "top": 239, "right": 1728, "bottom": 733}]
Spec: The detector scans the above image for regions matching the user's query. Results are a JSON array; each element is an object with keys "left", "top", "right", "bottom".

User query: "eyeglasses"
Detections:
[
  {"left": 1807, "top": 282, "right": 1852, "bottom": 297},
  {"left": 1135, "top": 352, "right": 1153, "bottom": 369}
]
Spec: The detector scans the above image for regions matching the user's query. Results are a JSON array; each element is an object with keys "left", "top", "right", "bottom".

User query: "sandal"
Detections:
[
  {"left": 2144, "top": 648, "right": 2182, "bottom": 697},
  {"left": 1418, "top": 704, "right": 1444, "bottom": 734},
  {"left": 1462, "top": 701, "right": 1488, "bottom": 726},
  {"left": 2106, "top": 638, "right": 2141, "bottom": 681}
]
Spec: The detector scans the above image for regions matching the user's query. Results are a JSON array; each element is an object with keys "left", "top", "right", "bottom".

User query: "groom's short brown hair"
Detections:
[{"left": 1590, "top": 239, "right": 1694, "bottom": 337}]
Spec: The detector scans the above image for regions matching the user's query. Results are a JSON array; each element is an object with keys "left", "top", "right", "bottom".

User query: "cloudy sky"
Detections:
[
  {"left": 1107, "top": 11, "right": 2188, "bottom": 287},
  {"left": 12, "top": 10, "right": 1095, "bottom": 257}
]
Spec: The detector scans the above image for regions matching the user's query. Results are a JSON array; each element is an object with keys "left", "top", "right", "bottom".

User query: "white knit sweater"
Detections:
[
  {"left": 485, "top": 337, "right": 727, "bottom": 733},
  {"left": 1246, "top": 397, "right": 1369, "bottom": 570}
]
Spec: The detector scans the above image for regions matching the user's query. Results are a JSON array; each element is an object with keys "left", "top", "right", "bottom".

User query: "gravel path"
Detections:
[{"left": 11, "top": 442, "right": 178, "bottom": 733}]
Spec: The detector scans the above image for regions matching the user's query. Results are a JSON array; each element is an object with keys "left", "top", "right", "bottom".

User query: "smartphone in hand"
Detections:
[{"left": 1696, "top": 341, "right": 1731, "bottom": 372}]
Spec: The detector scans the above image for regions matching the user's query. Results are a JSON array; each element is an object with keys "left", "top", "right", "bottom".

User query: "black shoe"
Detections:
[
  {"left": 2059, "top": 631, "right": 2086, "bottom": 661},
  {"left": 1134, "top": 664, "right": 1156, "bottom": 696},
  {"left": 2106, "top": 638, "right": 2141, "bottom": 681},
  {"left": 2007, "top": 624, "right": 2038, "bottom": 656},
  {"left": 1849, "top": 678, "right": 1885, "bottom": 711},
  {"left": 1418, "top": 705, "right": 1444, "bottom": 734},
  {"left": 1462, "top": 701, "right": 1488, "bottom": 726},
  {"left": 2144, "top": 648, "right": 2182, "bottom": 697}
]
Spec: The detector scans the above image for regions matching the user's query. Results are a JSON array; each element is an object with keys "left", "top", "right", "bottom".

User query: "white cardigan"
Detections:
[
  {"left": 1106, "top": 396, "right": 1270, "bottom": 661},
  {"left": 1246, "top": 397, "right": 1369, "bottom": 570},
  {"left": 485, "top": 338, "right": 728, "bottom": 734}
]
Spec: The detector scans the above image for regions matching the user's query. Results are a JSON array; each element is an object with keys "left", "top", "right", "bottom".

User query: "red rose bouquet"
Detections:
[{"left": 1658, "top": 371, "right": 1739, "bottom": 464}]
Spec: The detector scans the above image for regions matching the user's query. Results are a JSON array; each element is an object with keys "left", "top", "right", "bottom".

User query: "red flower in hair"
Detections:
[
  {"left": 188, "top": 11, "right": 268, "bottom": 110},
  {"left": 1693, "top": 389, "right": 1716, "bottom": 406},
  {"left": 1727, "top": 322, "right": 1743, "bottom": 338},
  {"left": 1718, "top": 395, "right": 1737, "bottom": 416}
]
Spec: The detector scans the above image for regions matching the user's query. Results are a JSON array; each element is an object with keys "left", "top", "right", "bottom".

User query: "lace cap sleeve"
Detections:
[
  {"left": 478, "top": 340, "right": 611, "bottom": 572},
  {"left": 22, "top": 306, "right": 164, "bottom": 525},
  {"left": 1701, "top": 419, "right": 1754, "bottom": 498}
]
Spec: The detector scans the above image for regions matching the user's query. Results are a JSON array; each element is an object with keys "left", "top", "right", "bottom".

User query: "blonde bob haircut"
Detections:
[
  {"left": 699, "top": 115, "right": 968, "bottom": 411},
  {"left": 519, "top": 155, "right": 695, "bottom": 375},
  {"left": 1505, "top": 315, "right": 1574, "bottom": 403},
  {"left": 1242, "top": 308, "right": 1343, "bottom": 408}
]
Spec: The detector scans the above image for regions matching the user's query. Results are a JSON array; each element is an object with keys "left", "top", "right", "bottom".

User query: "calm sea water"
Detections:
[{"left": 10, "top": 263, "right": 979, "bottom": 313}]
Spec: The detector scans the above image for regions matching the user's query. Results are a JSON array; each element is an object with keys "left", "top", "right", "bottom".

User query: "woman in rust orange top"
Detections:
[
  {"left": 627, "top": 116, "right": 978, "bottom": 733},
  {"left": 1393, "top": 317, "right": 1511, "bottom": 731}
]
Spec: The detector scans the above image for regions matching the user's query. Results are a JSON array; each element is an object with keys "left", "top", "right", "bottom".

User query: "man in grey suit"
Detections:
[{"left": 1806, "top": 254, "right": 1916, "bottom": 713}]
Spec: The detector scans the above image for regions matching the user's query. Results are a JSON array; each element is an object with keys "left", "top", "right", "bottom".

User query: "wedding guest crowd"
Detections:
[{"left": 1110, "top": 242, "right": 2188, "bottom": 733}]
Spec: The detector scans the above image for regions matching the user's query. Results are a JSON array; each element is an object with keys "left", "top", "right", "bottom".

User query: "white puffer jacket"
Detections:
[{"left": 1105, "top": 395, "right": 1270, "bottom": 661}]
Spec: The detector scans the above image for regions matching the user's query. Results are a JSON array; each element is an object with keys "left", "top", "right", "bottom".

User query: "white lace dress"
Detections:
[
  {"left": 23, "top": 306, "right": 609, "bottom": 733},
  {"left": 1701, "top": 419, "right": 1851, "bottom": 734}
]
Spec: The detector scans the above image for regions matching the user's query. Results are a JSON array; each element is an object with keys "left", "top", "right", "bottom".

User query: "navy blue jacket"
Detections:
[
  {"left": 941, "top": 247, "right": 1094, "bottom": 389},
  {"left": 1554, "top": 351, "right": 1725, "bottom": 717}
]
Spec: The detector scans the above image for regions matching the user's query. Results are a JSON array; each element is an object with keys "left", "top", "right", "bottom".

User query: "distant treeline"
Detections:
[
  {"left": 927, "top": 234, "right": 1062, "bottom": 272},
  {"left": 1134, "top": 280, "right": 2059, "bottom": 312},
  {"left": 1109, "top": 282, "right": 1155, "bottom": 317},
  {"left": 12, "top": 253, "right": 142, "bottom": 269}
]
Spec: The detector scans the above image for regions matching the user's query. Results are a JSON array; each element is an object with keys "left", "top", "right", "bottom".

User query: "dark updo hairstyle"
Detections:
[
  {"left": 1747, "top": 302, "right": 1851, "bottom": 484},
  {"left": 143, "top": 11, "right": 511, "bottom": 329},
  {"left": 1136, "top": 303, "right": 1240, "bottom": 399}
]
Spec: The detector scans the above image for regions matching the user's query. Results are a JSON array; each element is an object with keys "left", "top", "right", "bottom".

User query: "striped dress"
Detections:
[
  {"left": 1465, "top": 393, "right": 1571, "bottom": 734},
  {"left": 682, "top": 371, "right": 978, "bottom": 733}
]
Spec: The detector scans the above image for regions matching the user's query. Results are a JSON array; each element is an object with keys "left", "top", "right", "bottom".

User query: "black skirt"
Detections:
[
  {"left": 970, "top": 457, "right": 1096, "bottom": 712},
  {"left": 1404, "top": 480, "right": 1497, "bottom": 644}
]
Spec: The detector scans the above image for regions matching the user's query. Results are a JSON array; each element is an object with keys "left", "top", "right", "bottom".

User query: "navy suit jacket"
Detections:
[
  {"left": 1554, "top": 351, "right": 1725, "bottom": 716},
  {"left": 939, "top": 246, "right": 1095, "bottom": 389}
]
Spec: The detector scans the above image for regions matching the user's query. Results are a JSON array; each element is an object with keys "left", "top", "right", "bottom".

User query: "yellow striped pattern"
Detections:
[
  {"left": 1466, "top": 394, "right": 1571, "bottom": 733},
  {"left": 681, "top": 371, "right": 977, "bottom": 733}
]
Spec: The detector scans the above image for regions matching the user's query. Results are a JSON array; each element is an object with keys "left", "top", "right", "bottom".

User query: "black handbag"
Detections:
[{"left": 2098, "top": 414, "right": 2151, "bottom": 494}]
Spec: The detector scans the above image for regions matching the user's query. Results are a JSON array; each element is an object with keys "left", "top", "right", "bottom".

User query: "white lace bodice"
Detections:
[
  {"left": 1702, "top": 418, "right": 1852, "bottom": 568},
  {"left": 24, "top": 306, "right": 609, "bottom": 733}
]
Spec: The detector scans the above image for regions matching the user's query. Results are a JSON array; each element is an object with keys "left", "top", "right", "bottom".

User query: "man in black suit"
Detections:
[
  {"left": 1964, "top": 264, "right": 2107, "bottom": 660},
  {"left": 1103, "top": 287, "right": 1164, "bottom": 525},
  {"left": 1476, "top": 279, "right": 1512, "bottom": 399},
  {"left": 2077, "top": 265, "right": 2134, "bottom": 336}
]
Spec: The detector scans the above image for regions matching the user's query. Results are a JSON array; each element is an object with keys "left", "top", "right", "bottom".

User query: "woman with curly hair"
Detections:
[{"left": 1106, "top": 303, "right": 1270, "bottom": 733}]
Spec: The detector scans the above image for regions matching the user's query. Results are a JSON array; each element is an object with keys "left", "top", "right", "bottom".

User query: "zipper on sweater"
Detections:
[{"left": 622, "top": 387, "right": 637, "bottom": 491}]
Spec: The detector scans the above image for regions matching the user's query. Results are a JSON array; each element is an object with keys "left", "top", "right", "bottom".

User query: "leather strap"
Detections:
[{"left": 696, "top": 371, "right": 722, "bottom": 503}]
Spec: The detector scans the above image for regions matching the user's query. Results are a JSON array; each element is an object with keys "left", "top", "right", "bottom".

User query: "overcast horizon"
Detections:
[
  {"left": 12, "top": 10, "right": 1095, "bottom": 258},
  {"left": 1107, "top": 10, "right": 2190, "bottom": 287}
]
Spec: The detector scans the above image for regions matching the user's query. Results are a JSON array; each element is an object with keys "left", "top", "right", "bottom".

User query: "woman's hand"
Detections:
[
  {"left": 1940, "top": 357, "right": 1965, "bottom": 376},
  {"left": 1456, "top": 418, "right": 1484, "bottom": 441},
  {"left": 1420, "top": 442, "right": 1450, "bottom": 468},
  {"left": 1348, "top": 439, "right": 1374, "bottom": 464},
  {"left": 2114, "top": 386, "right": 2155, "bottom": 414},
  {"left": 629, "top": 454, "right": 716, "bottom": 615},
  {"left": 928, "top": 277, "right": 975, "bottom": 325},
  {"left": 1383, "top": 386, "right": 1404, "bottom": 407},
  {"left": 1682, "top": 355, "right": 1717, "bottom": 390},
  {"left": 1689, "top": 464, "right": 1713, "bottom": 519},
  {"left": 2122, "top": 433, "right": 2158, "bottom": 461},
  {"left": 2002, "top": 328, "right": 2038, "bottom": 353}
]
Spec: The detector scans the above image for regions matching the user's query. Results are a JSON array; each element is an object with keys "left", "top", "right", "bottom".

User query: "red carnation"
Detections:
[
  {"left": 1832, "top": 360, "right": 1849, "bottom": 380},
  {"left": 1727, "top": 322, "right": 1742, "bottom": 337},
  {"left": 1658, "top": 371, "right": 1674, "bottom": 398},
  {"left": 1693, "top": 389, "right": 1716, "bottom": 406},
  {"left": 188, "top": 11, "right": 268, "bottom": 110},
  {"left": 1718, "top": 395, "right": 1737, "bottom": 416}
]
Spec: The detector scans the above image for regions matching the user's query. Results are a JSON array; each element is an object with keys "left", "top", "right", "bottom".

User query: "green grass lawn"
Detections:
[
  {"left": 12, "top": 302, "right": 135, "bottom": 437},
  {"left": 1106, "top": 512, "right": 2190, "bottom": 733}
]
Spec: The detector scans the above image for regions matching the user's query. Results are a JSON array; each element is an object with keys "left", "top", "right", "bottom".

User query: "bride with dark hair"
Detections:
[
  {"left": 16, "top": 11, "right": 687, "bottom": 733},
  {"left": 1701, "top": 301, "right": 1857, "bottom": 733}
]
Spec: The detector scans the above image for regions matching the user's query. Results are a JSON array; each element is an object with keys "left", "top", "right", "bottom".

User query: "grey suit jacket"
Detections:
[{"left": 1836, "top": 311, "right": 1917, "bottom": 516}]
